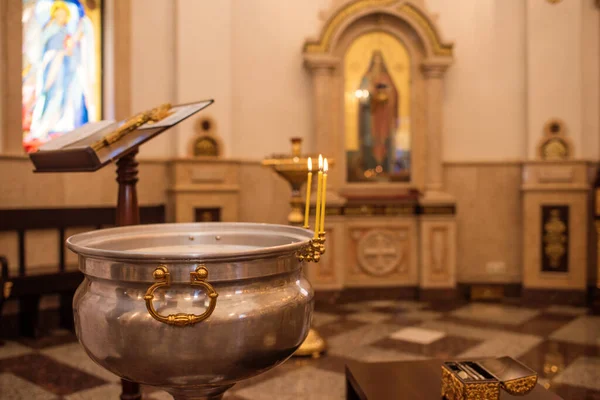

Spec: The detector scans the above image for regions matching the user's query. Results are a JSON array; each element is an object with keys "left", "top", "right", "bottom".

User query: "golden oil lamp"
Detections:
[{"left": 262, "top": 137, "right": 331, "bottom": 357}]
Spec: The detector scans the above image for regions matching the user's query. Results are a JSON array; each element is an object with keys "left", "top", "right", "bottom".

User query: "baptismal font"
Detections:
[{"left": 31, "top": 102, "right": 330, "bottom": 400}]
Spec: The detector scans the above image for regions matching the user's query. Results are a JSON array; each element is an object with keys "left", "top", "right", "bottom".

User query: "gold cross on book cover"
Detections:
[{"left": 29, "top": 100, "right": 213, "bottom": 173}]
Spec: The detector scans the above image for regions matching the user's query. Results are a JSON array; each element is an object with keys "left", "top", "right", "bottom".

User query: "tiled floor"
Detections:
[{"left": 1, "top": 300, "right": 599, "bottom": 399}]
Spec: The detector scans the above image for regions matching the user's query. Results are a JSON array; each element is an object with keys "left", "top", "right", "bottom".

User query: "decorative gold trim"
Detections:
[
  {"left": 429, "top": 226, "right": 448, "bottom": 280},
  {"left": 543, "top": 209, "right": 567, "bottom": 269},
  {"left": 384, "top": 205, "right": 415, "bottom": 215},
  {"left": 501, "top": 376, "right": 538, "bottom": 395},
  {"left": 345, "top": 205, "right": 375, "bottom": 216},
  {"left": 397, "top": 3, "right": 453, "bottom": 56},
  {"left": 304, "top": 0, "right": 396, "bottom": 53},
  {"left": 441, "top": 365, "right": 501, "bottom": 400},
  {"left": 144, "top": 265, "right": 218, "bottom": 327},
  {"left": 297, "top": 232, "right": 327, "bottom": 263},
  {"left": 3, "top": 281, "right": 12, "bottom": 299},
  {"left": 304, "top": 0, "right": 452, "bottom": 57},
  {"left": 91, "top": 103, "right": 172, "bottom": 151},
  {"left": 421, "top": 206, "right": 455, "bottom": 215}
]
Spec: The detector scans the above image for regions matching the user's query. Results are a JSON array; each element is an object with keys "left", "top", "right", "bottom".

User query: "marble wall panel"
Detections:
[{"left": 445, "top": 162, "right": 523, "bottom": 283}]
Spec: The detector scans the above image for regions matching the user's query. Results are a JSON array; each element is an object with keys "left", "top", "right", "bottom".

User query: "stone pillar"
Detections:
[
  {"left": 1, "top": 0, "right": 23, "bottom": 154},
  {"left": 304, "top": 54, "right": 339, "bottom": 155},
  {"left": 521, "top": 161, "right": 589, "bottom": 305},
  {"left": 520, "top": 0, "right": 594, "bottom": 305},
  {"left": 304, "top": 54, "right": 346, "bottom": 206},
  {"left": 421, "top": 61, "right": 449, "bottom": 196},
  {"left": 419, "top": 62, "right": 456, "bottom": 298}
]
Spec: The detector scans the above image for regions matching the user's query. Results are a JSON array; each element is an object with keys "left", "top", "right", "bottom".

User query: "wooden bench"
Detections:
[{"left": 0, "top": 205, "right": 165, "bottom": 338}]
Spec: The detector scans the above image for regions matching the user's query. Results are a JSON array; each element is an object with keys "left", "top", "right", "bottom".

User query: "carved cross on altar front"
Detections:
[{"left": 358, "top": 230, "right": 401, "bottom": 276}]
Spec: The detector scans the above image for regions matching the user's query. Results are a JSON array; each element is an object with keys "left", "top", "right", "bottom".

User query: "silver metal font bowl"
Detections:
[{"left": 67, "top": 223, "right": 314, "bottom": 400}]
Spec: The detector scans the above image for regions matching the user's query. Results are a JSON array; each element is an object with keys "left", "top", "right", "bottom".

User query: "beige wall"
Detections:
[
  {"left": 526, "top": 0, "right": 592, "bottom": 159},
  {"left": 582, "top": 0, "right": 600, "bottom": 160},
  {"left": 231, "top": 0, "right": 326, "bottom": 158},
  {"left": 130, "top": 0, "right": 177, "bottom": 159},
  {"left": 426, "top": 0, "right": 527, "bottom": 161},
  {"left": 174, "top": 0, "right": 233, "bottom": 158}
]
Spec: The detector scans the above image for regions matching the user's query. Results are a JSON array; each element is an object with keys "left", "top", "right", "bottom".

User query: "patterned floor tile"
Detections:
[
  {"left": 458, "top": 333, "right": 543, "bottom": 359},
  {"left": 230, "top": 357, "right": 301, "bottom": 393},
  {"left": 223, "top": 394, "right": 248, "bottom": 400},
  {"left": 550, "top": 316, "right": 600, "bottom": 347},
  {"left": 389, "top": 326, "right": 446, "bottom": 344},
  {"left": 327, "top": 323, "right": 401, "bottom": 356},
  {"left": 393, "top": 300, "right": 429, "bottom": 310},
  {"left": 143, "top": 389, "right": 174, "bottom": 400},
  {"left": 451, "top": 303, "right": 540, "bottom": 325},
  {"left": 235, "top": 366, "right": 345, "bottom": 400},
  {"left": 422, "top": 301, "right": 467, "bottom": 313},
  {"left": 363, "top": 300, "right": 403, "bottom": 308},
  {"left": 0, "top": 300, "right": 596, "bottom": 400},
  {"left": 374, "top": 335, "right": 482, "bottom": 359},
  {"left": 401, "top": 309, "right": 443, "bottom": 321},
  {"left": 338, "top": 302, "right": 370, "bottom": 312},
  {"left": 515, "top": 313, "right": 577, "bottom": 337},
  {"left": 545, "top": 305, "right": 589, "bottom": 316},
  {"left": 549, "top": 382, "right": 600, "bottom": 400},
  {"left": 346, "top": 311, "right": 391, "bottom": 324},
  {"left": 64, "top": 383, "right": 121, "bottom": 400},
  {"left": 519, "top": 340, "right": 600, "bottom": 381},
  {"left": 316, "top": 319, "right": 366, "bottom": 339},
  {"left": 553, "top": 356, "right": 600, "bottom": 391},
  {"left": 313, "top": 303, "right": 356, "bottom": 316},
  {"left": 41, "top": 342, "right": 120, "bottom": 383},
  {"left": 17, "top": 330, "right": 77, "bottom": 350},
  {"left": 312, "top": 311, "right": 341, "bottom": 327},
  {"left": 0, "top": 353, "right": 107, "bottom": 396},
  {"left": 0, "top": 373, "right": 59, "bottom": 400},
  {"left": 345, "top": 345, "right": 428, "bottom": 363},
  {"left": 419, "top": 319, "right": 502, "bottom": 341},
  {"left": 308, "top": 354, "right": 349, "bottom": 374},
  {"left": 0, "top": 341, "right": 34, "bottom": 360}
]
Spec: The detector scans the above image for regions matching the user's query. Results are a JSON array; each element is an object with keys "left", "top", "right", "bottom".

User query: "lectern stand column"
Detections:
[
  {"left": 116, "top": 148, "right": 140, "bottom": 226},
  {"left": 116, "top": 148, "right": 141, "bottom": 400}
]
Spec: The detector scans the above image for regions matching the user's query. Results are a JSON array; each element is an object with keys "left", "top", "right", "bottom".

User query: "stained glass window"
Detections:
[{"left": 22, "top": 0, "right": 103, "bottom": 153}]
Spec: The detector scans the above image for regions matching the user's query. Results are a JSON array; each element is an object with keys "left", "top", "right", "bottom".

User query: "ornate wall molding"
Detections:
[
  {"left": 356, "top": 229, "right": 406, "bottom": 276},
  {"left": 304, "top": 0, "right": 453, "bottom": 59},
  {"left": 537, "top": 119, "right": 573, "bottom": 161}
]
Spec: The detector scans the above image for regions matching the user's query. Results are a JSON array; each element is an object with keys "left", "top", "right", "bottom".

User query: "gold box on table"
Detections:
[{"left": 441, "top": 357, "right": 538, "bottom": 400}]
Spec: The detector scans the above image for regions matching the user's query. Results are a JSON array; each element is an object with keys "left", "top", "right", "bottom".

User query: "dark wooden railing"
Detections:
[{"left": 0, "top": 205, "right": 165, "bottom": 338}]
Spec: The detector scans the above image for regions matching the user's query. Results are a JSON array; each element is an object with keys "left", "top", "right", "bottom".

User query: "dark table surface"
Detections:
[{"left": 345, "top": 359, "right": 562, "bottom": 400}]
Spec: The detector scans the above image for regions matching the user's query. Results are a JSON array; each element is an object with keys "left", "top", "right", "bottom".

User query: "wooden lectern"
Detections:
[{"left": 30, "top": 100, "right": 213, "bottom": 400}]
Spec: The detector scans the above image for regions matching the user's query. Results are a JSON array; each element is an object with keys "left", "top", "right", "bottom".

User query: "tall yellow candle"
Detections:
[
  {"left": 313, "top": 155, "right": 323, "bottom": 238},
  {"left": 303, "top": 157, "right": 313, "bottom": 229},
  {"left": 319, "top": 158, "right": 328, "bottom": 233}
]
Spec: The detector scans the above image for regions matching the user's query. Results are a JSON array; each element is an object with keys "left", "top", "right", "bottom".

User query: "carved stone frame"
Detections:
[
  {"left": 0, "top": 0, "right": 132, "bottom": 154},
  {"left": 303, "top": 0, "right": 453, "bottom": 199}
]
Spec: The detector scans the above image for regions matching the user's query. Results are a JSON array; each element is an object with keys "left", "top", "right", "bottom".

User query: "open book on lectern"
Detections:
[{"left": 29, "top": 100, "right": 213, "bottom": 173}]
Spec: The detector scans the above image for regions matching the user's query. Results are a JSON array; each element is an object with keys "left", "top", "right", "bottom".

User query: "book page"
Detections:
[
  {"left": 138, "top": 101, "right": 213, "bottom": 130},
  {"left": 39, "top": 120, "right": 117, "bottom": 151}
]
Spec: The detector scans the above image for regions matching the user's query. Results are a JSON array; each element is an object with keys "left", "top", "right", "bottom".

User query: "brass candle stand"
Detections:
[
  {"left": 297, "top": 231, "right": 326, "bottom": 263},
  {"left": 262, "top": 138, "right": 329, "bottom": 357},
  {"left": 262, "top": 138, "right": 312, "bottom": 226}
]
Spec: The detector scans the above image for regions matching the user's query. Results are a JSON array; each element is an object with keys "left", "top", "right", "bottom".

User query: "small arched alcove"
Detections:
[
  {"left": 302, "top": 0, "right": 458, "bottom": 295},
  {"left": 303, "top": 0, "right": 453, "bottom": 199}
]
